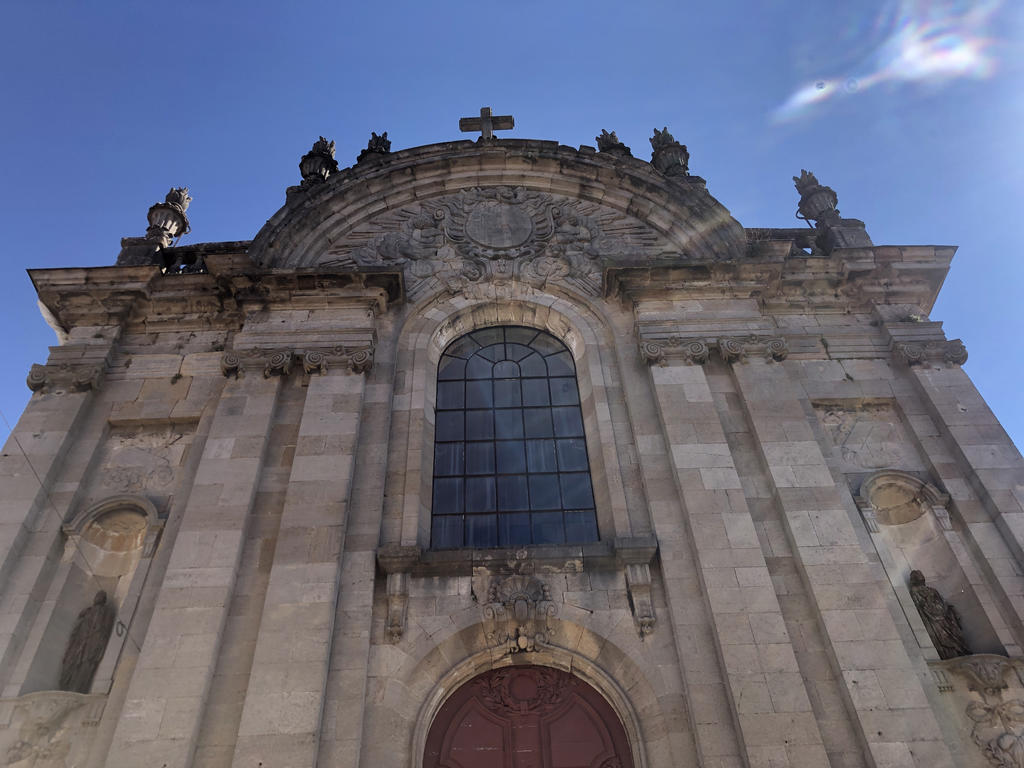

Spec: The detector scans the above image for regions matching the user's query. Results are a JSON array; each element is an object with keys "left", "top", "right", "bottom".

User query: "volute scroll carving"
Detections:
[{"left": 218, "top": 345, "right": 376, "bottom": 378}]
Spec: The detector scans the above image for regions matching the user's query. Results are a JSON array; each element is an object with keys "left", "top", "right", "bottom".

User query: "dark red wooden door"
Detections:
[{"left": 424, "top": 666, "right": 633, "bottom": 768}]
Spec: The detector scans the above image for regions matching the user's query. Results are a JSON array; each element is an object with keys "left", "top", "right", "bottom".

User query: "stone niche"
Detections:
[
  {"left": 856, "top": 470, "right": 1003, "bottom": 658},
  {"left": 18, "top": 496, "right": 162, "bottom": 697}
]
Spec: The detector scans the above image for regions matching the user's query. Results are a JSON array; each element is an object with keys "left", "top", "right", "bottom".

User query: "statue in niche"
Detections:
[
  {"left": 58, "top": 590, "right": 115, "bottom": 693},
  {"left": 908, "top": 570, "right": 970, "bottom": 660}
]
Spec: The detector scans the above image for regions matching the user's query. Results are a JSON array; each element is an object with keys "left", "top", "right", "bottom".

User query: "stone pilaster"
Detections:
[
  {"left": 730, "top": 358, "right": 954, "bottom": 768},
  {"left": 648, "top": 361, "right": 829, "bottom": 768},
  {"left": 230, "top": 367, "right": 367, "bottom": 767},
  {"left": 107, "top": 372, "right": 283, "bottom": 766}
]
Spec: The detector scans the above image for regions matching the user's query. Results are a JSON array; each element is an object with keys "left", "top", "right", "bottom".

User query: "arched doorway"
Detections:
[{"left": 424, "top": 665, "right": 634, "bottom": 768}]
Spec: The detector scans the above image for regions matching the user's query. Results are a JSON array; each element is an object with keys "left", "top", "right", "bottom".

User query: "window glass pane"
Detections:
[
  {"left": 546, "top": 351, "right": 575, "bottom": 376},
  {"left": 524, "top": 408, "right": 553, "bottom": 438},
  {"left": 552, "top": 407, "right": 584, "bottom": 437},
  {"left": 497, "top": 475, "right": 530, "bottom": 510},
  {"left": 466, "top": 356, "right": 493, "bottom": 379},
  {"left": 434, "top": 443, "right": 464, "bottom": 476},
  {"left": 565, "top": 510, "right": 598, "bottom": 543},
  {"left": 550, "top": 377, "right": 579, "bottom": 405},
  {"left": 532, "top": 511, "right": 565, "bottom": 544},
  {"left": 432, "top": 477, "right": 463, "bottom": 515},
  {"left": 505, "top": 328, "right": 538, "bottom": 345},
  {"left": 466, "top": 442, "right": 495, "bottom": 474},
  {"left": 466, "top": 515, "right": 497, "bottom": 547},
  {"left": 519, "top": 353, "right": 547, "bottom": 377},
  {"left": 505, "top": 343, "right": 532, "bottom": 362},
  {"left": 560, "top": 473, "right": 594, "bottom": 508},
  {"left": 467, "top": 410, "right": 494, "bottom": 439},
  {"left": 530, "top": 334, "right": 564, "bottom": 354},
  {"left": 477, "top": 343, "right": 505, "bottom": 362},
  {"left": 522, "top": 379, "right": 550, "bottom": 406},
  {"left": 498, "top": 513, "right": 532, "bottom": 547},
  {"left": 494, "top": 380, "right": 521, "bottom": 407},
  {"left": 529, "top": 474, "right": 561, "bottom": 509},
  {"left": 494, "top": 360, "right": 519, "bottom": 378},
  {"left": 466, "top": 380, "right": 493, "bottom": 408},
  {"left": 496, "top": 441, "right": 526, "bottom": 473},
  {"left": 438, "top": 356, "right": 466, "bottom": 380},
  {"left": 433, "top": 326, "right": 598, "bottom": 549},
  {"left": 436, "top": 381, "right": 464, "bottom": 410},
  {"left": 495, "top": 409, "right": 524, "bottom": 439},
  {"left": 432, "top": 515, "right": 464, "bottom": 549},
  {"left": 436, "top": 411, "right": 463, "bottom": 441},
  {"left": 445, "top": 336, "right": 479, "bottom": 359},
  {"left": 556, "top": 438, "right": 588, "bottom": 471},
  {"left": 466, "top": 477, "right": 496, "bottom": 513},
  {"left": 526, "top": 439, "right": 557, "bottom": 472},
  {"left": 472, "top": 328, "right": 504, "bottom": 347}
]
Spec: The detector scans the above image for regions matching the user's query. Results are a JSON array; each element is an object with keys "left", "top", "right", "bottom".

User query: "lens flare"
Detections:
[{"left": 774, "top": 0, "right": 1001, "bottom": 122}]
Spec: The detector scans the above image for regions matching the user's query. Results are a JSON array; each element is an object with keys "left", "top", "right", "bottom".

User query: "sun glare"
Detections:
[{"left": 774, "top": 0, "right": 1000, "bottom": 122}]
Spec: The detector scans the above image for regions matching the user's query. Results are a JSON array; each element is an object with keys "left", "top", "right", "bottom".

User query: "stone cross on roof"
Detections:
[{"left": 459, "top": 106, "right": 514, "bottom": 140}]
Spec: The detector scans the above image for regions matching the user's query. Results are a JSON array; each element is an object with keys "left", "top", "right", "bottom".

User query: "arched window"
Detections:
[{"left": 432, "top": 326, "right": 599, "bottom": 548}]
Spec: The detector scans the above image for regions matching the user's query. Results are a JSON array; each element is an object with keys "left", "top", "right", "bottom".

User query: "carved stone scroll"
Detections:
[
  {"left": 26, "top": 362, "right": 104, "bottom": 394},
  {"left": 895, "top": 339, "right": 968, "bottom": 367},
  {"left": 617, "top": 537, "right": 658, "bottom": 636},
  {"left": 377, "top": 545, "right": 419, "bottom": 642},
  {"left": 637, "top": 335, "right": 785, "bottom": 366}
]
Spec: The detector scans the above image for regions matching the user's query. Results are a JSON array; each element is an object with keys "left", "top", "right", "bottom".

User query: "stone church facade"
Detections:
[{"left": 1, "top": 120, "right": 1023, "bottom": 768}]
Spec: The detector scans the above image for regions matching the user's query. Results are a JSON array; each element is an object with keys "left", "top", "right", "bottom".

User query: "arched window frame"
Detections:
[
  {"left": 430, "top": 326, "right": 600, "bottom": 549},
  {"left": 383, "top": 297, "right": 636, "bottom": 555}
]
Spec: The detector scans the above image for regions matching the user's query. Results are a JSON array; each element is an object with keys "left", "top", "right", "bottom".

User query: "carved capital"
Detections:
[
  {"left": 26, "top": 362, "right": 103, "bottom": 394},
  {"left": 302, "top": 350, "right": 328, "bottom": 376},
  {"left": 718, "top": 335, "right": 789, "bottom": 364},
  {"left": 263, "top": 350, "right": 293, "bottom": 378},
  {"left": 637, "top": 338, "right": 710, "bottom": 366},
  {"left": 895, "top": 339, "right": 968, "bottom": 367}
]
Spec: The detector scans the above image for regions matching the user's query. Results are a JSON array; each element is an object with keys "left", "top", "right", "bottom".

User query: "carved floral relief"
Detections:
[{"left": 319, "top": 186, "right": 671, "bottom": 299}]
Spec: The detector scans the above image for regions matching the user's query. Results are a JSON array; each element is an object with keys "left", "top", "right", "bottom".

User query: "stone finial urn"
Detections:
[
  {"left": 649, "top": 127, "right": 689, "bottom": 176},
  {"left": 793, "top": 169, "right": 840, "bottom": 226},
  {"left": 299, "top": 136, "right": 339, "bottom": 184},
  {"left": 357, "top": 131, "right": 391, "bottom": 163},
  {"left": 596, "top": 129, "right": 631, "bottom": 157},
  {"left": 145, "top": 187, "right": 191, "bottom": 246}
]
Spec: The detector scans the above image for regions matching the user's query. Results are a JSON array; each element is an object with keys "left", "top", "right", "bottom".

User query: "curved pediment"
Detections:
[{"left": 249, "top": 140, "right": 746, "bottom": 299}]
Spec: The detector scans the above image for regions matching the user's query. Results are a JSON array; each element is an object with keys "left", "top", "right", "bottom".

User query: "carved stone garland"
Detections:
[{"left": 945, "top": 655, "right": 1024, "bottom": 768}]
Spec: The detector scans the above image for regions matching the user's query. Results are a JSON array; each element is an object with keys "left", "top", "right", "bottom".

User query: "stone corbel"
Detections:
[
  {"left": 616, "top": 537, "right": 658, "bottom": 636},
  {"left": 26, "top": 362, "right": 104, "bottom": 394},
  {"left": 377, "top": 545, "right": 420, "bottom": 642},
  {"left": 894, "top": 339, "right": 968, "bottom": 367}
]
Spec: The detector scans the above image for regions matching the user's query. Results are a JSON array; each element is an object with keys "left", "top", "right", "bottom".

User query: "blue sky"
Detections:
[{"left": 1, "top": 1, "right": 1022, "bottom": 448}]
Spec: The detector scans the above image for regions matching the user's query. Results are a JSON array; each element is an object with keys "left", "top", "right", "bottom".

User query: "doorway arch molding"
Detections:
[{"left": 409, "top": 641, "right": 651, "bottom": 768}]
